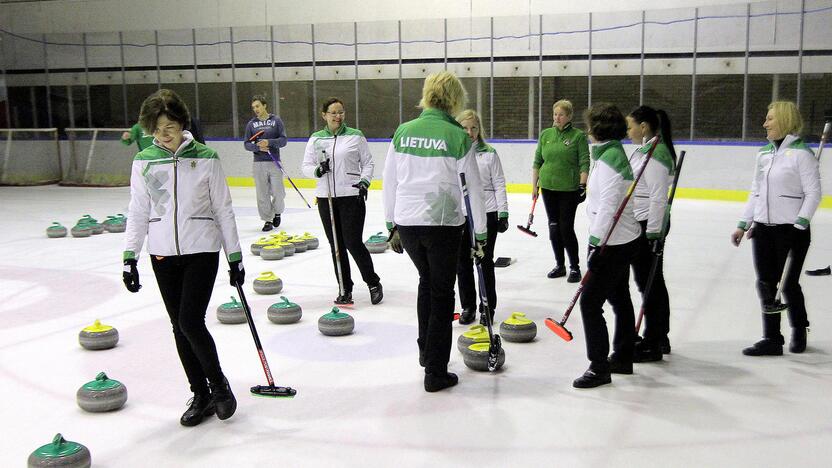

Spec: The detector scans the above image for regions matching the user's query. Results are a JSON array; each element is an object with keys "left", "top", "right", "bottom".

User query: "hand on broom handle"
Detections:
[
  {"left": 248, "top": 130, "right": 312, "bottom": 208},
  {"left": 544, "top": 135, "right": 660, "bottom": 342}
]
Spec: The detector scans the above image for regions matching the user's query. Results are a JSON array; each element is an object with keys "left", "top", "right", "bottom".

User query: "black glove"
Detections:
[
  {"left": 122, "top": 259, "right": 141, "bottom": 293},
  {"left": 387, "top": 227, "right": 403, "bottom": 254},
  {"left": 315, "top": 159, "right": 331, "bottom": 177},
  {"left": 649, "top": 238, "right": 665, "bottom": 257},
  {"left": 471, "top": 238, "right": 486, "bottom": 263},
  {"left": 352, "top": 180, "right": 369, "bottom": 201},
  {"left": 577, "top": 183, "right": 587, "bottom": 203},
  {"left": 228, "top": 260, "right": 245, "bottom": 286},
  {"left": 497, "top": 216, "right": 509, "bottom": 233},
  {"left": 587, "top": 245, "right": 606, "bottom": 273}
]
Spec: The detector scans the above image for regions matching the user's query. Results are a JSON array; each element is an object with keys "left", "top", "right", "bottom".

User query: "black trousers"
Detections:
[
  {"left": 399, "top": 225, "right": 463, "bottom": 374},
  {"left": 630, "top": 220, "right": 671, "bottom": 344},
  {"left": 579, "top": 240, "right": 638, "bottom": 371},
  {"left": 457, "top": 211, "right": 499, "bottom": 311},
  {"left": 151, "top": 252, "right": 223, "bottom": 395},
  {"left": 541, "top": 188, "right": 580, "bottom": 268},
  {"left": 751, "top": 223, "right": 811, "bottom": 337},
  {"left": 317, "top": 196, "right": 380, "bottom": 293}
]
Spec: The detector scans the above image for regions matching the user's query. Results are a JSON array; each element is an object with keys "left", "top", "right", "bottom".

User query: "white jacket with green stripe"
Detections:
[
  {"left": 738, "top": 134, "right": 820, "bottom": 231},
  {"left": 123, "top": 132, "right": 242, "bottom": 263},
  {"left": 383, "top": 108, "right": 488, "bottom": 239},
  {"left": 629, "top": 141, "right": 675, "bottom": 239},
  {"left": 474, "top": 140, "right": 509, "bottom": 219},
  {"left": 587, "top": 140, "right": 641, "bottom": 246},
  {"left": 301, "top": 125, "right": 374, "bottom": 198}
]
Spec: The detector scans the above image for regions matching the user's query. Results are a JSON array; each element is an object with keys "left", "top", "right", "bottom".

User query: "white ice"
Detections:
[{"left": 1, "top": 185, "right": 831, "bottom": 467}]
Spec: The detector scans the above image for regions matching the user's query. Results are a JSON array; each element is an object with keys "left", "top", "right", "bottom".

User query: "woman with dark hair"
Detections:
[
  {"left": 573, "top": 103, "right": 641, "bottom": 389},
  {"left": 302, "top": 97, "right": 382, "bottom": 306},
  {"left": 625, "top": 106, "right": 677, "bottom": 362},
  {"left": 532, "top": 99, "right": 590, "bottom": 283},
  {"left": 123, "top": 89, "right": 244, "bottom": 425},
  {"left": 243, "top": 94, "right": 288, "bottom": 231},
  {"left": 383, "top": 71, "right": 487, "bottom": 392},
  {"left": 731, "top": 101, "right": 820, "bottom": 356}
]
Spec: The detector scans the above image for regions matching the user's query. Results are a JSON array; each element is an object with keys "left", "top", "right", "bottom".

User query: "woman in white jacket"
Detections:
[
  {"left": 731, "top": 101, "right": 820, "bottom": 356},
  {"left": 122, "top": 89, "right": 244, "bottom": 426},
  {"left": 302, "top": 97, "right": 382, "bottom": 306},
  {"left": 574, "top": 103, "right": 641, "bottom": 389},
  {"left": 455, "top": 109, "right": 509, "bottom": 325}
]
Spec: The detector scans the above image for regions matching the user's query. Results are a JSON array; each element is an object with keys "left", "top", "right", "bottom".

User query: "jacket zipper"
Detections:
[
  {"left": 764, "top": 149, "right": 775, "bottom": 225},
  {"left": 331, "top": 134, "right": 338, "bottom": 198},
  {"left": 173, "top": 154, "right": 181, "bottom": 255}
]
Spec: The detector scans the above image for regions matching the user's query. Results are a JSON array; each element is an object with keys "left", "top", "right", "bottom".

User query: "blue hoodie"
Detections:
[{"left": 243, "top": 113, "right": 288, "bottom": 162}]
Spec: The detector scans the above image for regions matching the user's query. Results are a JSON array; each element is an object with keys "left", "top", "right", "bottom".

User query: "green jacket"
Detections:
[
  {"left": 533, "top": 123, "right": 590, "bottom": 191},
  {"left": 121, "top": 123, "right": 154, "bottom": 151}
]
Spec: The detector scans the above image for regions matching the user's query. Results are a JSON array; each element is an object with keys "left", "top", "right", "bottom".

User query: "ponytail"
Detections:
[{"left": 630, "top": 105, "right": 677, "bottom": 164}]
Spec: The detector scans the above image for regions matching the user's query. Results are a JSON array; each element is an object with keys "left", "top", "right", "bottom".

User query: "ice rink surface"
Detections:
[{"left": 1, "top": 184, "right": 831, "bottom": 467}]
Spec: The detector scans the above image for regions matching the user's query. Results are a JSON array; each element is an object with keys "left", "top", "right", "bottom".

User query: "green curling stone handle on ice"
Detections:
[
  {"left": 233, "top": 281, "right": 296, "bottom": 398},
  {"left": 28, "top": 433, "right": 91, "bottom": 468},
  {"left": 459, "top": 172, "right": 502, "bottom": 372}
]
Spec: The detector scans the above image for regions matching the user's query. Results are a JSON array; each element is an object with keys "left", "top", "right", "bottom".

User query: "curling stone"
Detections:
[
  {"left": 46, "top": 222, "right": 68, "bottom": 238},
  {"left": 76, "top": 372, "right": 128, "bottom": 412},
  {"left": 253, "top": 271, "right": 283, "bottom": 295},
  {"left": 462, "top": 342, "right": 506, "bottom": 372},
  {"left": 78, "top": 215, "right": 104, "bottom": 234},
  {"left": 318, "top": 307, "right": 354, "bottom": 336},
  {"left": 364, "top": 232, "right": 388, "bottom": 253},
  {"left": 457, "top": 324, "right": 490, "bottom": 353},
  {"left": 79, "top": 319, "right": 119, "bottom": 350},
  {"left": 275, "top": 241, "right": 295, "bottom": 256},
  {"left": 260, "top": 244, "right": 285, "bottom": 261},
  {"left": 28, "top": 434, "right": 91, "bottom": 468},
  {"left": 267, "top": 296, "right": 303, "bottom": 324},
  {"left": 250, "top": 237, "right": 272, "bottom": 256},
  {"left": 216, "top": 296, "right": 246, "bottom": 324},
  {"left": 102, "top": 215, "right": 126, "bottom": 233},
  {"left": 70, "top": 222, "right": 93, "bottom": 238},
  {"left": 300, "top": 232, "right": 319, "bottom": 249},
  {"left": 288, "top": 237, "right": 308, "bottom": 253},
  {"left": 499, "top": 312, "right": 537, "bottom": 343}
]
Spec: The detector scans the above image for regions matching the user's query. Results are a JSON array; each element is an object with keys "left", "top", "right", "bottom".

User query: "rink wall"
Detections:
[{"left": 207, "top": 138, "right": 832, "bottom": 206}]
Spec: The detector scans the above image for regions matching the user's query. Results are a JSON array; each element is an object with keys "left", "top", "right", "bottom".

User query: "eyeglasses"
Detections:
[{"left": 326, "top": 111, "right": 345, "bottom": 116}]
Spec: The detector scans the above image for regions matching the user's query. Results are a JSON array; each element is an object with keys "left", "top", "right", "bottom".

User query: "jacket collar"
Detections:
[
  {"left": 553, "top": 122, "right": 573, "bottom": 133},
  {"left": 591, "top": 140, "right": 622, "bottom": 160},
  {"left": 320, "top": 124, "right": 348, "bottom": 137},
  {"left": 154, "top": 130, "right": 195, "bottom": 156},
  {"left": 420, "top": 108, "right": 463, "bottom": 128}
]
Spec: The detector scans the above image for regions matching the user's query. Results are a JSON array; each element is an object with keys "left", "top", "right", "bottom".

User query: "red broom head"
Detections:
[{"left": 545, "top": 318, "right": 573, "bottom": 342}]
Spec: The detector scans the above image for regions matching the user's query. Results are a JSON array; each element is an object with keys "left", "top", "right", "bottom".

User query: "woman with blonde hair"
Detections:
[
  {"left": 383, "top": 71, "right": 487, "bottom": 392},
  {"left": 532, "top": 99, "right": 590, "bottom": 283},
  {"left": 731, "top": 101, "right": 820, "bottom": 356},
  {"left": 454, "top": 109, "right": 509, "bottom": 325}
]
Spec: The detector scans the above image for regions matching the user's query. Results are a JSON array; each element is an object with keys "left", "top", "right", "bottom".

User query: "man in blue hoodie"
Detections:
[{"left": 243, "top": 95, "right": 288, "bottom": 231}]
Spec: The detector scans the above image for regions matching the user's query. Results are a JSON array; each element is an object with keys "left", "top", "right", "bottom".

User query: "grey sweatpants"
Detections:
[{"left": 253, "top": 160, "right": 285, "bottom": 221}]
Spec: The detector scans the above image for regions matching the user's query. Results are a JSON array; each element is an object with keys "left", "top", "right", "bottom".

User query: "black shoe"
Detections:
[
  {"left": 369, "top": 283, "right": 383, "bottom": 305},
  {"left": 572, "top": 368, "right": 612, "bottom": 389},
  {"left": 272, "top": 214, "right": 281, "bottom": 228},
  {"left": 478, "top": 304, "right": 495, "bottom": 326},
  {"left": 660, "top": 336, "right": 671, "bottom": 354},
  {"left": 608, "top": 355, "right": 633, "bottom": 374},
  {"left": 805, "top": 265, "right": 830, "bottom": 276},
  {"left": 261, "top": 221, "right": 274, "bottom": 232},
  {"left": 790, "top": 328, "right": 807, "bottom": 353},
  {"left": 424, "top": 371, "right": 458, "bottom": 392},
  {"left": 209, "top": 378, "right": 237, "bottom": 420},
  {"left": 547, "top": 265, "right": 566, "bottom": 279},
  {"left": 459, "top": 307, "right": 476, "bottom": 325},
  {"left": 633, "top": 342, "right": 663, "bottom": 363},
  {"left": 334, "top": 292, "right": 354, "bottom": 306},
  {"left": 180, "top": 393, "right": 215, "bottom": 427},
  {"left": 742, "top": 338, "right": 783, "bottom": 356},
  {"left": 567, "top": 267, "right": 581, "bottom": 283}
]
